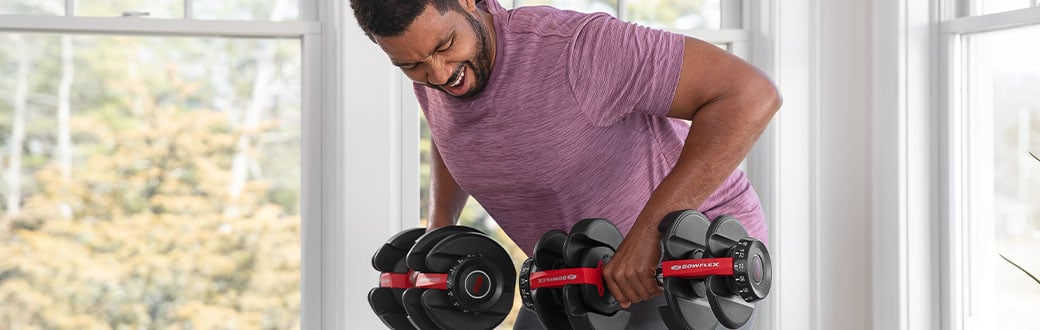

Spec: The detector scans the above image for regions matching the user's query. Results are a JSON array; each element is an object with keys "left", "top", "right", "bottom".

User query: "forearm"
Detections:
[{"left": 428, "top": 141, "right": 469, "bottom": 230}]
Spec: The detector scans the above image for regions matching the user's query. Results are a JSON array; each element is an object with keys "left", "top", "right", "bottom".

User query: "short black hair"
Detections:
[{"left": 349, "top": 0, "right": 464, "bottom": 39}]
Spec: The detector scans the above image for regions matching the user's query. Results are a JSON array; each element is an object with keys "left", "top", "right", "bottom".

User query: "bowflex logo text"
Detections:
[
  {"left": 536, "top": 274, "right": 578, "bottom": 284},
  {"left": 670, "top": 262, "right": 720, "bottom": 271}
]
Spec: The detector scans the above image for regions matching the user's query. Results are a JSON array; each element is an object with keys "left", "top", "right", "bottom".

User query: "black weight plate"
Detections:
[
  {"left": 575, "top": 245, "right": 619, "bottom": 315},
  {"left": 534, "top": 230, "right": 568, "bottom": 270},
  {"left": 369, "top": 228, "right": 426, "bottom": 330},
  {"left": 660, "top": 277, "right": 717, "bottom": 330},
  {"left": 373, "top": 228, "right": 426, "bottom": 273},
  {"left": 705, "top": 215, "right": 748, "bottom": 258},
  {"left": 425, "top": 232, "right": 511, "bottom": 274},
  {"left": 424, "top": 232, "right": 515, "bottom": 327},
  {"left": 562, "top": 218, "right": 623, "bottom": 267},
  {"left": 401, "top": 288, "right": 443, "bottom": 330},
  {"left": 525, "top": 230, "right": 572, "bottom": 330},
  {"left": 658, "top": 210, "right": 722, "bottom": 330},
  {"left": 560, "top": 219, "right": 628, "bottom": 330},
  {"left": 369, "top": 287, "right": 418, "bottom": 330},
  {"left": 562, "top": 284, "right": 630, "bottom": 330},
  {"left": 530, "top": 280, "right": 572, "bottom": 330},
  {"left": 705, "top": 276, "right": 755, "bottom": 329},
  {"left": 730, "top": 239, "right": 772, "bottom": 302},
  {"left": 659, "top": 210, "right": 711, "bottom": 260},
  {"left": 406, "top": 226, "right": 480, "bottom": 273},
  {"left": 421, "top": 288, "right": 511, "bottom": 330}
]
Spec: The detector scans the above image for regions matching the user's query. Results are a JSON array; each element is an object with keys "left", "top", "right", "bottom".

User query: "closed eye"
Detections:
[{"left": 438, "top": 37, "right": 454, "bottom": 52}]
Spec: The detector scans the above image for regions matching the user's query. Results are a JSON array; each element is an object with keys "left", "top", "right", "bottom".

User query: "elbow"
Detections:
[{"left": 746, "top": 73, "right": 782, "bottom": 120}]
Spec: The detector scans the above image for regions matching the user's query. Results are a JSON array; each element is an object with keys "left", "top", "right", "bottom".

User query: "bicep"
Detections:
[{"left": 667, "top": 37, "right": 769, "bottom": 120}]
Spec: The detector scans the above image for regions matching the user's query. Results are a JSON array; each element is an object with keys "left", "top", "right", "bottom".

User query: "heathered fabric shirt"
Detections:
[{"left": 415, "top": 0, "right": 767, "bottom": 254}]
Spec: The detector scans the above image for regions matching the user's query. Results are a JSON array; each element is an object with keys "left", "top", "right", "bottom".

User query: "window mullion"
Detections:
[
  {"left": 184, "top": 0, "right": 193, "bottom": 19},
  {"left": 960, "top": 0, "right": 973, "bottom": 17},
  {"left": 722, "top": 0, "right": 743, "bottom": 29},
  {"left": 300, "top": 0, "right": 318, "bottom": 22},
  {"left": 940, "top": 6, "right": 1040, "bottom": 34},
  {"left": 65, "top": 0, "right": 73, "bottom": 16},
  {"left": 617, "top": 0, "right": 627, "bottom": 20}
]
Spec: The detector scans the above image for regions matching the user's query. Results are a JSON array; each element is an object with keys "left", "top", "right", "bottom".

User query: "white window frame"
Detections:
[
  {"left": 873, "top": 1, "right": 1040, "bottom": 330},
  {"left": 0, "top": 2, "right": 366, "bottom": 328},
  {"left": 940, "top": 3, "right": 1040, "bottom": 330}
]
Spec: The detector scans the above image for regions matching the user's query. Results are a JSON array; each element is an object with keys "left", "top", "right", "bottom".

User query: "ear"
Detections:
[{"left": 459, "top": 0, "right": 478, "bottom": 12}]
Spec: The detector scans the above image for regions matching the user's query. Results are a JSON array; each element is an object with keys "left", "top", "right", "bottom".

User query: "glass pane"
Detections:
[
  {"left": 193, "top": 0, "right": 300, "bottom": 21},
  {"left": 626, "top": 0, "right": 722, "bottom": 30},
  {"left": 965, "top": 25, "right": 1040, "bottom": 329},
  {"left": 0, "top": 0, "right": 63, "bottom": 15},
  {"left": 74, "top": 0, "right": 181, "bottom": 18},
  {"left": 975, "top": 0, "right": 1033, "bottom": 15},
  {"left": 0, "top": 33, "right": 301, "bottom": 328},
  {"left": 517, "top": 0, "right": 618, "bottom": 16}
]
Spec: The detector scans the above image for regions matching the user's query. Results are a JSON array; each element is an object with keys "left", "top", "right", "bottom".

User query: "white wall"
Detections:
[
  {"left": 759, "top": 0, "right": 875, "bottom": 329},
  {"left": 816, "top": 0, "right": 873, "bottom": 328},
  {"left": 335, "top": 5, "right": 416, "bottom": 329}
]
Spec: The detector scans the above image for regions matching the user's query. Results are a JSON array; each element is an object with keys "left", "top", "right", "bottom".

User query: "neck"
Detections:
[{"left": 477, "top": 8, "right": 497, "bottom": 71}]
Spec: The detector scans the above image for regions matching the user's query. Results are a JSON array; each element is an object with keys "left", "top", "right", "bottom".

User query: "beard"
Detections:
[{"left": 447, "top": 12, "right": 494, "bottom": 99}]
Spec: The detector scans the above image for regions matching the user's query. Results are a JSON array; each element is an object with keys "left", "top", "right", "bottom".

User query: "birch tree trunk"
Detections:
[
  {"left": 57, "top": 36, "right": 74, "bottom": 181},
  {"left": 6, "top": 36, "right": 30, "bottom": 217},
  {"left": 225, "top": 0, "right": 289, "bottom": 217},
  {"left": 56, "top": 35, "right": 75, "bottom": 218}
]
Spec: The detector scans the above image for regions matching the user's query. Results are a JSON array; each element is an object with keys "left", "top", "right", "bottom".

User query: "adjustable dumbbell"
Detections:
[
  {"left": 657, "top": 210, "right": 771, "bottom": 330},
  {"left": 369, "top": 227, "right": 427, "bottom": 330},
  {"left": 368, "top": 226, "right": 516, "bottom": 330},
  {"left": 402, "top": 225, "right": 516, "bottom": 330},
  {"left": 518, "top": 218, "right": 631, "bottom": 330},
  {"left": 520, "top": 212, "right": 772, "bottom": 330}
]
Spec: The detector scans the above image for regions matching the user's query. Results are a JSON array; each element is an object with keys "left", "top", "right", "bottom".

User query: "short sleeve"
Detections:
[{"left": 567, "top": 14, "right": 685, "bottom": 126}]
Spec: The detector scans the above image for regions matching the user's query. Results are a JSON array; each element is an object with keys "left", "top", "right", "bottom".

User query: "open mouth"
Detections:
[{"left": 443, "top": 65, "right": 467, "bottom": 96}]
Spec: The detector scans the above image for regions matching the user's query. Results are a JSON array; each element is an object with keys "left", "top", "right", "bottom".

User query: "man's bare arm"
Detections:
[{"left": 427, "top": 141, "right": 470, "bottom": 230}]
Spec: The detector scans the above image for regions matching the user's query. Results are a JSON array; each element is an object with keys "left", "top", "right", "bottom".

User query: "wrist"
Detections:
[{"left": 427, "top": 213, "right": 456, "bottom": 231}]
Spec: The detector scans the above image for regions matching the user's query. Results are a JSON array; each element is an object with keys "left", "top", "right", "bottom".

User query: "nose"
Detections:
[{"left": 426, "top": 61, "right": 455, "bottom": 86}]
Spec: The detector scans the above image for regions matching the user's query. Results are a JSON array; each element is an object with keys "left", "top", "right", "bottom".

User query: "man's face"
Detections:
[{"left": 374, "top": 2, "right": 495, "bottom": 99}]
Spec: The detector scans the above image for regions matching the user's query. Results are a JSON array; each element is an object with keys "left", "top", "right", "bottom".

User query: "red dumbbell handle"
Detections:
[
  {"left": 378, "top": 271, "right": 451, "bottom": 290},
  {"left": 525, "top": 257, "right": 735, "bottom": 295},
  {"left": 379, "top": 271, "right": 414, "bottom": 289},
  {"left": 526, "top": 261, "right": 606, "bottom": 296},
  {"left": 413, "top": 272, "right": 449, "bottom": 290},
  {"left": 658, "top": 257, "right": 734, "bottom": 279}
]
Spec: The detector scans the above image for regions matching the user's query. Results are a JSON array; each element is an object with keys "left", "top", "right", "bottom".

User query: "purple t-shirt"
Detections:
[{"left": 416, "top": 0, "right": 767, "bottom": 254}]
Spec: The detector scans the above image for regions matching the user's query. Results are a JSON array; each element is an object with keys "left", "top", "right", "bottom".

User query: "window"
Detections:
[
  {"left": 0, "top": 2, "right": 317, "bottom": 328},
  {"left": 942, "top": 2, "right": 1040, "bottom": 328},
  {"left": 973, "top": 0, "right": 1035, "bottom": 15},
  {"left": 412, "top": 1, "right": 751, "bottom": 328}
]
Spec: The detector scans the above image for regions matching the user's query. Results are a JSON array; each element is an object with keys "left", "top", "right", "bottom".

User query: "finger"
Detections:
[
  {"left": 619, "top": 264, "right": 653, "bottom": 299},
  {"left": 604, "top": 268, "right": 628, "bottom": 304},
  {"left": 605, "top": 267, "right": 640, "bottom": 307},
  {"left": 620, "top": 268, "right": 653, "bottom": 303},
  {"left": 637, "top": 269, "right": 660, "bottom": 299}
]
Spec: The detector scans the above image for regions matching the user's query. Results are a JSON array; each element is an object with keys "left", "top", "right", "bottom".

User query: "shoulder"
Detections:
[{"left": 500, "top": 6, "right": 610, "bottom": 38}]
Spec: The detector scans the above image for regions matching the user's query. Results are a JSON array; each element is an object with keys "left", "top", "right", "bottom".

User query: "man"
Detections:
[{"left": 349, "top": 0, "right": 780, "bottom": 328}]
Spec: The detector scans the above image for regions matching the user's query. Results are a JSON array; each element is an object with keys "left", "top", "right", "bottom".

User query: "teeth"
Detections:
[{"left": 450, "top": 69, "right": 465, "bottom": 88}]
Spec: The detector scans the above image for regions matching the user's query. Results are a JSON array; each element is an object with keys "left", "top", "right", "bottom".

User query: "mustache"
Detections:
[{"left": 432, "top": 64, "right": 466, "bottom": 88}]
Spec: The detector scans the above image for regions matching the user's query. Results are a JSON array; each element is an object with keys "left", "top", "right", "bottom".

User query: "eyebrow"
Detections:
[{"left": 391, "top": 30, "right": 455, "bottom": 68}]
